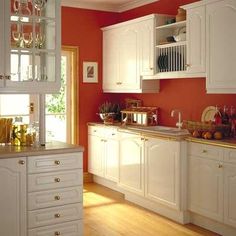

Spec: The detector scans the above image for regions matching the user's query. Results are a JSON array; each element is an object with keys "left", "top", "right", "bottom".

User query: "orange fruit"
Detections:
[{"left": 214, "top": 131, "right": 223, "bottom": 140}]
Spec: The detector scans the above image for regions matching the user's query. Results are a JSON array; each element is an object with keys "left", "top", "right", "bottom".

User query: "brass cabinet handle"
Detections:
[
  {"left": 54, "top": 160, "right": 60, "bottom": 165},
  {"left": 0, "top": 75, "right": 4, "bottom": 80},
  {"left": 19, "top": 160, "right": 25, "bottom": 165},
  {"left": 218, "top": 164, "right": 223, "bottom": 169},
  {"left": 54, "top": 177, "right": 60, "bottom": 183},
  {"left": 54, "top": 213, "right": 61, "bottom": 218},
  {"left": 5, "top": 75, "right": 11, "bottom": 80},
  {"left": 55, "top": 232, "right": 61, "bottom": 236},
  {"left": 141, "top": 137, "right": 145, "bottom": 141},
  {"left": 150, "top": 67, "right": 153, "bottom": 70},
  {"left": 116, "top": 82, "right": 122, "bottom": 85},
  {"left": 202, "top": 150, "right": 207, "bottom": 153},
  {"left": 54, "top": 195, "right": 61, "bottom": 200}
]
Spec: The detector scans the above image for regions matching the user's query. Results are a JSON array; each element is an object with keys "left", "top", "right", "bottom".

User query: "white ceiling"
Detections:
[{"left": 61, "top": 0, "right": 159, "bottom": 12}]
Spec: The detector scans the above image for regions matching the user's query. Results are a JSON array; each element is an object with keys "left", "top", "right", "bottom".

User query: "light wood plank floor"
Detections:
[{"left": 83, "top": 183, "right": 221, "bottom": 236}]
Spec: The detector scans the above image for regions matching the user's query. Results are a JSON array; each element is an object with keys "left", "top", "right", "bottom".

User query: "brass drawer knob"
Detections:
[
  {"left": 19, "top": 160, "right": 25, "bottom": 165},
  {"left": 54, "top": 160, "right": 60, "bottom": 165},
  {"left": 55, "top": 232, "right": 61, "bottom": 236},
  {"left": 218, "top": 164, "right": 223, "bottom": 168},
  {"left": 54, "top": 213, "right": 60, "bottom": 218},
  {"left": 202, "top": 150, "right": 207, "bottom": 153},
  {"left": 54, "top": 195, "right": 61, "bottom": 200},
  {"left": 54, "top": 178, "right": 61, "bottom": 183}
]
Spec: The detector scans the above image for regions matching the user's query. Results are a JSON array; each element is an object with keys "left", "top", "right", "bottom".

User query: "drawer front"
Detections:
[
  {"left": 28, "top": 203, "right": 83, "bottom": 228},
  {"left": 188, "top": 142, "right": 223, "bottom": 161},
  {"left": 28, "top": 169, "right": 83, "bottom": 192},
  {"left": 224, "top": 148, "right": 236, "bottom": 164},
  {"left": 28, "top": 186, "right": 83, "bottom": 210},
  {"left": 28, "top": 220, "right": 83, "bottom": 236},
  {"left": 88, "top": 125, "right": 104, "bottom": 136},
  {"left": 28, "top": 153, "right": 83, "bottom": 173}
]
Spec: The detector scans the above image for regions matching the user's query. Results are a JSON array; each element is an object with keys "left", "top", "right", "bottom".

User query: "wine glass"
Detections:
[
  {"left": 22, "top": 32, "right": 33, "bottom": 48},
  {"left": 34, "top": 0, "right": 46, "bottom": 16},
  {"left": 12, "top": 31, "right": 23, "bottom": 47},
  {"left": 35, "top": 33, "right": 45, "bottom": 49}
]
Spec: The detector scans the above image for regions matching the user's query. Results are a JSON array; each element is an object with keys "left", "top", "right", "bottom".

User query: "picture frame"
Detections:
[{"left": 83, "top": 61, "right": 98, "bottom": 83}]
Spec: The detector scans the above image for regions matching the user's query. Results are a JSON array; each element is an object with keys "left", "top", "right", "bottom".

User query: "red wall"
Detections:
[{"left": 62, "top": 0, "right": 236, "bottom": 172}]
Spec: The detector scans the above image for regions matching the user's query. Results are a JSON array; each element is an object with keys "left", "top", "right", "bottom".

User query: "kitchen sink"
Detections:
[{"left": 127, "top": 125, "right": 190, "bottom": 136}]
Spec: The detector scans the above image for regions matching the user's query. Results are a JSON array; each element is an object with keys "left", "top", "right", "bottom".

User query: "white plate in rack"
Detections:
[{"left": 201, "top": 106, "right": 217, "bottom": 122}]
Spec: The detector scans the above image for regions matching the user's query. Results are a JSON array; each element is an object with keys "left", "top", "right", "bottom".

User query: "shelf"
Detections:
[
  {"left": 156, "top": 41, "right": 186, "bottom": 49},
  {"left": 156, "top": 20, "right": 186, "bottom": 30}
]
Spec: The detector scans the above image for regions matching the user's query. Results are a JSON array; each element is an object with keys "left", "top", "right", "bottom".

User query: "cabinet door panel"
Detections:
[
  {"left": 224, "top": 164, "right": 236, "bottom": 227},
  {"left": 187, "top": 6, "right": 206, "bottom": 74},
  {"left": 206, "top": 0, "right": 236, "bottom": 92},
  {"left": 188, "top": 156, "right": 223, "bottom": 221},
  {"left": 88, "top": 134, "right": 104, "bottom": 176},
  {"left": 145, "top": 138, "right": 180, "bottom": 209},
  {"left": 104, "top": 138, "right": 119, "bottom": 182},
  {"left": 119, "top": 133, "right": 144, "bottom": 195},
  {"left": 119, "top": 25, "right": 140, "bottom": 90},
  {"left": 103, "top": 29, "right": 120, "bottom": 91},
  {"left": 0, "top": 157, "right": 27, "bottom": 236}
]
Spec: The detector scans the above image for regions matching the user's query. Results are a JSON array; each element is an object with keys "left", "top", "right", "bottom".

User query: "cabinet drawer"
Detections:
[
  {"left": 188, "top": 142, "right": 223, "bottom": 161},
  {"left": 28, "top": 153, "right": 82, "bottom": 173},
  {"left": 224, "top": 148, "right": 236, "bottom": 164},
  {"left": 28, "top": 169, "right": 83, "bottom": 192},
  {"left": 28, "top": 220, "right": 82, "bottom": 236},
  {"left": 28, "top": 186, "right": 83, "bottom": 210},
  {"left": 28, "top": 203, "right": 82, "bottom": 228},
  {"left": 88, "top": 126, "right": 104, "bottom": 136}
]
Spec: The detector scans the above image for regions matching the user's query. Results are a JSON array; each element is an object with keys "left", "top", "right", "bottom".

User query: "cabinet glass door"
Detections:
[{"left": 4, "top": 0, "right": 60, "bottom": 93}]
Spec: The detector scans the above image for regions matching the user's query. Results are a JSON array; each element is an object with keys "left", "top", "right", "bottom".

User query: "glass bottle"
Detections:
[
  {"left": 221, "top": 105, "right": 229, "bottom": 125},
  {"left": 214, "top": 106, "right": 222, "bottom": 125},
  {"left": 11, "top": 116, "right": 28, "bottom": 146}
]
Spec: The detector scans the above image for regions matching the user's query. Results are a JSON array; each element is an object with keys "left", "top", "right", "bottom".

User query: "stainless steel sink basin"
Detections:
[{"left": 127, "top": 125, "right": 189, "bottom": 136}]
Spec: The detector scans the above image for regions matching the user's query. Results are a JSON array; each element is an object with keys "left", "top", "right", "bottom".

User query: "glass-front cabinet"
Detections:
[{"left": 0, "top": 0, "right": 61, "bottom": 93}]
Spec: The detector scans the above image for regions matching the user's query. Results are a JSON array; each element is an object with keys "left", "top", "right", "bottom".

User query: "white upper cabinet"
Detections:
[
  {"left": 206, "top": 0, "right": 236, "bottom": 93},
  {"left": 0, "top": 0, "right": 61, "bottom": 93},
  {"left": 102, "top": 14, "right": 160, "bottom": 93},
  {"left": 184, "top": 5, "right": 206, "bottom": 76}
]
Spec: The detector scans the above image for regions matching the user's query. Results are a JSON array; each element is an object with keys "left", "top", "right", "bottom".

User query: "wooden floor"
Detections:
[{"left": 83, "top": 183, "right": 221, "bottom": 236}]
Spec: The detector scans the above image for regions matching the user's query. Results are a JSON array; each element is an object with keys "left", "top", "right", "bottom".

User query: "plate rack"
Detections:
[{"left": 156, "top": 42, "right": 186, "bottom": 73}]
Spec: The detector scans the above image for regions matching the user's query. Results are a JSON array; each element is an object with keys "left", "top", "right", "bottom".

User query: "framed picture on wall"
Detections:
[{"left": 83, "top": 61, "right": 98, "bottom": 83}]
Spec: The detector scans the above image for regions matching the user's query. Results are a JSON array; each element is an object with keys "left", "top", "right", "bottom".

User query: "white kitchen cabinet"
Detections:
[
  {"left": 119, "top": 131, "right": 144, "bottom": 195},
  {"left": 206, "top": 0, "right": 236, "bottom": 93},
  {"left": 102, "top": 14, "right": 160, "bottom": 93},
  {"left": 88, "top": 125, "right": 119, "bottom": 182},
  {"left": 188, "top": 142, "right": 225, "bottom": 222},
  {"left": 183, "top": 4, "right": 206, "bottom": 76},
  {"left": 27, "top": 152, "right": 83, "bottom": 235},
  {"left": 0, "top": 0, "right": 61, "bottom": 93},
  {"left": 224, "top": 163, "right": 236, "bottom": 227},
  {"left": 145, "top": 137, "right": 181, "bottom": 210},
  {"left": 0, "top": 157, "right": 27, "bottom": 236}
]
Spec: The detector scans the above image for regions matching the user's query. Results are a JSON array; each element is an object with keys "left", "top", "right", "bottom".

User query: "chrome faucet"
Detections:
[{"left": 171, "top": 109, "right": 183, "bottom": 130}]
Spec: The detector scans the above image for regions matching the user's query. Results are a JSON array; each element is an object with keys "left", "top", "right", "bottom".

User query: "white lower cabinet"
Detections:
[
  {"left": 88, "top": 125, "right": 119, "bottom": 182},
  {"left": 224, "top": 163, "right": 236, "bottom": 227},
  {"left": 188, "top": 142, "right": 236, "bottom": 229},
  {"left": 119, "top": 132, "right": 144, "bottom": 195},
  {"left": 0, "top": 157, "right": 27, "bottom": 236},
  {"left": 145, "top": 137, "right": 181, "bottom": 210},
  {"left": 27, "top": 152, "right": 83, "bottom": 236}
]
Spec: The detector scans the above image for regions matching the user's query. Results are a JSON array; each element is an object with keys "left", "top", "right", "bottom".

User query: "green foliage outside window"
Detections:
[{"left": 45, "top": 57, "right": 66, "bottom": 119}]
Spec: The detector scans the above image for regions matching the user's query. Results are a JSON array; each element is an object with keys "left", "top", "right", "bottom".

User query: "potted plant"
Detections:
[{"left": 98, "top": 101, "right": 120, "bottom": 124}]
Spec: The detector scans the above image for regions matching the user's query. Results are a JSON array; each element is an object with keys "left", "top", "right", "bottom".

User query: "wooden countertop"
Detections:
[
  {"left": 88, "top": 122, "right": 236, "bottom": 148},
  {"left": 0, "top": 141, "right": 84, "bottom": 159}
]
